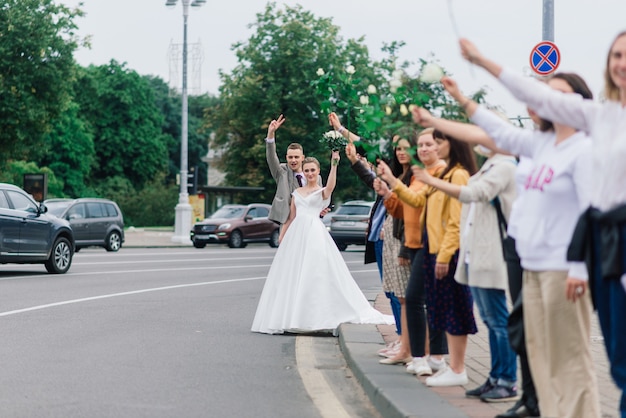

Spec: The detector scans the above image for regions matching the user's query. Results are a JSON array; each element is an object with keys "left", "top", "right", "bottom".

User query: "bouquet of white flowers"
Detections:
[{"left": 320, "top": 130, "right": 348, "bottom": 151}]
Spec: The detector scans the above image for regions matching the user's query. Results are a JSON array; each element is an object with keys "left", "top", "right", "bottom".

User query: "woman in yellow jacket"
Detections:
[{"left": 378, "top": 129, "right": 478, "bottom": 387}]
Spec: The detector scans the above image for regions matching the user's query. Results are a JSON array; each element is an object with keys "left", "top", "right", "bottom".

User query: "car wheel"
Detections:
[
  {"left": 269, "top": 230, "right": 279, "bottom": 248},
  {"left": 228, "top": 230, "right": 244, "bottom": 248},
  {"left": 193, "top": 241, "right": 206, "bottom": 249},
  {"left": 45, "top": 237, "right": 73, "bottom": 274},
  {"left": 336, "top": 242, "right": 348, "bottom": 251},
  {"left": 105, "top": 231, "right": 122, "bottom": 252}
]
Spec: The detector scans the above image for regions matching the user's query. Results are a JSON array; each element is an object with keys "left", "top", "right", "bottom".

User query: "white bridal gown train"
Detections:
[{"left": 251, "top": 188, "right": 394, "bottom": 335}]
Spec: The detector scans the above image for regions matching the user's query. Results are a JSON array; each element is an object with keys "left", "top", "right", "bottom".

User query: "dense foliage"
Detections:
[
  {"left": 0, "top": 0, "right": 83, "bottom": 161},
  {"left": 207, "top": 3, "right": 486, "bottom": 204},
  {"left": 0, "top": 1, "right": 491, "bottom": 225},
  {"left": 206, "top": 3, "right": 382, "bottom": 204}
]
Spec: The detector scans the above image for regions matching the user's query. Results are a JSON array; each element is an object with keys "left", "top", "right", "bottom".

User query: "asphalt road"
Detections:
[{"left": 0, "top": 245, "right": 381, "bottom": 418}]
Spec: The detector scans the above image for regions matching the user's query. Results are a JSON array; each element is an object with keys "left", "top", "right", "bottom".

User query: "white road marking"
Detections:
[
  {"left": 72, "top": 256, "right": 275, "bottom": 265},
  {"left": 0, "top": 276, "right": 266, "bottom": 317},
  {"left": 0, "top": 266, "right": 374, "bottom": 279},
  {"left": 70, "top": 258, "right": 365, "bottom": 266},
  {"left": 296, "top": 336, "right": 351, "bottom": 418},
  {"left": 0, "top": 265, "right": 273, "bottom": 282}
]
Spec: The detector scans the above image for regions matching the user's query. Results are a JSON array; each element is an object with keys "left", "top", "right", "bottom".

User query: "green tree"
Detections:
[
  {"left": 72, "top": 61, "right": 169, "bottom": 189},
  {"left": 144, "top": 75, "right": 216, "bottom": 187},
  {"left": 144, "top": 75, "right": 180, "bottom": 183},
  {"left": 0, "top": 0, "right": 84, "bottom": 161},
  {"left": 0, "top": 160, "right": 63, "bottom": 199},
  {"left": 39, "top": 101, "right": 96, "bottom": 197},
  {"left": 108, "top": 173, "right": 179, "bottom": 227},
  {"left": 207, "top": 2, "right": 379, "bottom": 203}
]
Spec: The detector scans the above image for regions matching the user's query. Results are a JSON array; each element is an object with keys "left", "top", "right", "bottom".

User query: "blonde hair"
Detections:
[
  {"left": 418, "top": 127, "right": 435, "bottom": 138},
  {"left": 604, "top": 31, "right": 626, "bottom": 101},
  {"left": 302, "top": 156, "right": 320, "bottom": 169}
]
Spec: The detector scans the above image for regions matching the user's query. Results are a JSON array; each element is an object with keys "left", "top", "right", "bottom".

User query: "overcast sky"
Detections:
[{"left": 62, "top": 0, "right": 625, "bottom": 118}]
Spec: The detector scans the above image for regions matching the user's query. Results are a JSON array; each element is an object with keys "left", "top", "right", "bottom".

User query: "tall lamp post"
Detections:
[{"left": 166, "top": 0, "right": 205, "bottom": 244}]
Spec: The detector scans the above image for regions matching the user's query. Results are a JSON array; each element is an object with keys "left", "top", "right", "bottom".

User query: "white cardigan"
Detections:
[{"left": 454, "top": 154, "right": 517, "bottom": 290}]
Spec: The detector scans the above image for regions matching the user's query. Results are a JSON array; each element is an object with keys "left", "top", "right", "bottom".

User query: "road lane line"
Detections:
[
  {"left": 70, "top": 259, "right": 365, "bottom": 266},
  {"left": 0, "top": 265, "right": 273, "bottom": 281},
  {"left": 0, "top": 267, "right": 375, "bottom": 280},
  {"left": 296, "top": 337, "right": 351, "bottom": 418},
  {"left": 0, "top": 277, "right": 266, "bottom": 317}
]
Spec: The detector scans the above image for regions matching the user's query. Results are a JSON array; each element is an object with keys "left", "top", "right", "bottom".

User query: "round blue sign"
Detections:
[{"left": 529, "top": 41, "right": 560, "bottom": 75}]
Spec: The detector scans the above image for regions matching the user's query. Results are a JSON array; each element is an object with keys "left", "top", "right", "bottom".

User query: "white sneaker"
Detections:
[
  {"left": 425, "top": 367, "right": 468, "bottom": 387},
  {"left": 406, "top": 357, "right": 432, "bottom": 376},
  {"left": 378, "top": 341, "right": 401, "bottom": 358},
  {"left": 427, "top": 356, "right": 447, "bottom": 372}
]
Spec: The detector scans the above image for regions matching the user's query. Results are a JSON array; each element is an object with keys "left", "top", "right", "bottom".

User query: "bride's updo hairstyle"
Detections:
[{"left": 302, "top": 157, "right": 320, "bottom": 170}]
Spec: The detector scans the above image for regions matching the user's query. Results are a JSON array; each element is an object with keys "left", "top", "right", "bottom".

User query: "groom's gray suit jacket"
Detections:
[{"left": 266, "top": 140, "right": 322, "bottom": 224}]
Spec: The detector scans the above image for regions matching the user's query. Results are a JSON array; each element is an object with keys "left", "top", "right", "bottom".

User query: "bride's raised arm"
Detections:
[{"left": 322, "top": 151, "right": 340, "bottom": 200}]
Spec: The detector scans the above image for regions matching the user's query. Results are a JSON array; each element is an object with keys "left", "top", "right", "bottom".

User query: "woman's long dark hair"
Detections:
[
  {"left": 434, "top": 129, "right": 477, "bottom": 178},
  {"left": 390, "top": 127, "right": 418, "bottom": 186}
]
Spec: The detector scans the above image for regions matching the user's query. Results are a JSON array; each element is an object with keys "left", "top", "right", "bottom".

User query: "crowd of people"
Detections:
[{"left": 251, "top": 31, "right": 626, "bottom": 418}]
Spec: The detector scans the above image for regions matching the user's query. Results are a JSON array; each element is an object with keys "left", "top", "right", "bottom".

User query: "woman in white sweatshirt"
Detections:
[
  {"left": 459, "top": 35, "right": 626, "bottom": 418},
  {"left": 436, "top": 73, "right": 600, "bottom": 418}
]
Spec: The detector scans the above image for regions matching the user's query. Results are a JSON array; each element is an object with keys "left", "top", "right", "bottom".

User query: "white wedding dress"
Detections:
[{"left": 251, "top": 188, "right": 394, "bottom": 335}]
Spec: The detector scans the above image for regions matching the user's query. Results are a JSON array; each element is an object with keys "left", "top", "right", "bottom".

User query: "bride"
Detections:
[{"left": 251, "top": 151, "right": 394, "bottom": 335}]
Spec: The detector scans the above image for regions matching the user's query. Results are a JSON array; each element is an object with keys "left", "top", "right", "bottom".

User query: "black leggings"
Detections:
[{"left": 405, "top": 248, "right": 448, "bottom": 357}]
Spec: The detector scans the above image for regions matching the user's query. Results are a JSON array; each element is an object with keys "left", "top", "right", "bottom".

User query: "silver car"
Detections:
[{"left": 329, "top": 200, "right": 375, "bottom": 251}]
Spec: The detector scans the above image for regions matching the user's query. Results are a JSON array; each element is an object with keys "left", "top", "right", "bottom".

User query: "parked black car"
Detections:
[
  {"left": 44, "top": 198, "right": 125, "bottom": 252},
  {"left": 190, "top": 203, "right": 279, "bottom": 248},
  {"left": 0, "top": 183, "right": 74, "bottom": 273}
]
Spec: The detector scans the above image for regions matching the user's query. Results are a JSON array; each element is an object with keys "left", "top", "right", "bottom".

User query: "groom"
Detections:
[{"left": 264, "top": 114, "right": 326, "bottom": 225}]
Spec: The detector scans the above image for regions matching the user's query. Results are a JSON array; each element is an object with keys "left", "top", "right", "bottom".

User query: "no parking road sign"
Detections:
[{"left": 530, "top": 41, "right": 560, "bottom": 75}]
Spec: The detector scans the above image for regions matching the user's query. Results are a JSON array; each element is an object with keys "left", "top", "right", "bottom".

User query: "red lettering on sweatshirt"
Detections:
[{"left": 525, "top": 164, "right": 554, "bottom": 191}]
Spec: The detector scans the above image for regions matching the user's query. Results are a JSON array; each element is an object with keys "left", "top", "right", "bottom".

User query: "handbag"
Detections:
[
  {"left": 492, "top": 196, "right": 519, "bottom": 263},
  {"left": 492, "top": 197, "right": 526, "bottom": 352},
  {"left": 507, "top": 291, "right": 526, "bottom": 354}
]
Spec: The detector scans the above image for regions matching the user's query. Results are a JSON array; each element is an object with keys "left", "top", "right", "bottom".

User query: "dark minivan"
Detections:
[
  {"left": 45, "top": 198, "right": 125, "bottom": 252},
  {"left": 0, "top": 183, "right": 74, "bottom": 273}
]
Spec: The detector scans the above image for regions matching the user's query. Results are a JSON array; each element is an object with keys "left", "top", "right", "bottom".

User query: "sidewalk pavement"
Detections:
[
  {"left": 123, "top": 227, "right": 192, "bottom": 248},
  {"left": 123, "top": 228, "right": 622, "bottom": 418}
]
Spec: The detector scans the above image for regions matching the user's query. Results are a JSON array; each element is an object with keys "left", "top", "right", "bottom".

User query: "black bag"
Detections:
[
  {"left": 492, "top": 197, "right": 519, "bottom": 262},
  {"left": 501, "top": 236, "right": 519, "bottom": 263},
  {"left": 492, "top": 197, "right": 525, "bottom": 352},
  {"left": 507, "top": 291, "right": 525, "bottom": 354}
]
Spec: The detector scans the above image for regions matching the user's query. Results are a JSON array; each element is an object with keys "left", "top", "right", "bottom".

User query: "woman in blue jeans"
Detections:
[
  {"left": 412, "top": 143, "right": 519, "bottom": 401},
  {"left": 412, "top": 106, "right": 542, "bottom": 416}
]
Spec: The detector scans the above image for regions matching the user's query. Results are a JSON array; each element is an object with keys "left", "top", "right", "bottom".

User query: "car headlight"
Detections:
[{"left": 218, "top": 223, "right": 231, "bottom": 230}]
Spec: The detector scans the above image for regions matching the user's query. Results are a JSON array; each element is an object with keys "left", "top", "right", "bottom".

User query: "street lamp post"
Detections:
[{"left": 166, "top": 0, "right": 205, "bottom": 244}]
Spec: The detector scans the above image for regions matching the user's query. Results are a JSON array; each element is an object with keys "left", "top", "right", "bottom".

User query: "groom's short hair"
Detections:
[{"left": 287, "top": 143, "right": 303, "bottom": 153}]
